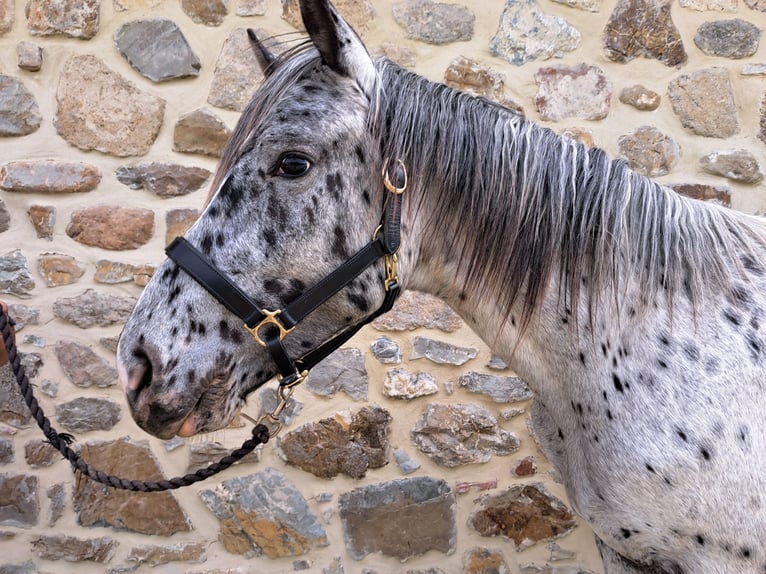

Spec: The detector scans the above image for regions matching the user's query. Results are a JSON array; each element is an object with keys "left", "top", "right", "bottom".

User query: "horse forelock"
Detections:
[{"left": 372, "top": 60, "right": 766, "bottom": 331}]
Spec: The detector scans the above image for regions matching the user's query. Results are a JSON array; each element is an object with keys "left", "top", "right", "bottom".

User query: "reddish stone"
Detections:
[{"left": 66, "top": 205, "right": 154, "bottom": 250}]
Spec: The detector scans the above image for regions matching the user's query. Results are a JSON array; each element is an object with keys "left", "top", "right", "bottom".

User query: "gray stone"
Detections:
[
  {"left": 0, "top": 160, "right": 101, "bottom": 194},
  {"left": 412, "top": 403, "right": 520, "bottom": 466},
  {"left": 52, "top": 289, "right": 137, "bottom": 329},
  {"left": 30, "top": 535, "right": 117, "bottom": 562},
  {"left": 237, "top": 0, "right": 266, "bottom": 16},
  {"left": 187, "top": 441, "right": 260, "bottom": 473},
  {"left": 116, "top": 162, "right": 211, "bottom": 197},
  {"left": 305, "top": 347, "right": 367, "bottom": 401},
  {"left": 619, "top": 85, "right": 661, "bottom": 111},
  {"left": 393, "top": 0, "right": 474, "bottom": 44},
  {"left": 126, "top": 542, "right": 207, "bottom": 567},
  {"left": 458, "top": 372, "right": 533, "bottom": 403},
  {"left": 0, "top": 563, "right": 36, "bottom": 574},
  {"left": 74, "top": 438, "right": 192, "bottom": 535},
  {"left": 669, "top": 67, "right": 739, "bottom": 138},
  {"left": 174, "top": 108, "right": 230, "bottom": 157},
  {"left": 277, "top": 405, "right": 391, "bottom": 479},
  {"left": 487, "top": 355, "right": 508, "bottom": 370},
  {"left": 46, "top": 483, "right": 66, "bottom": 526},
  {"left": 54, "top": 340, "right": 118, "bottom": 388},
  {"left": 372, "top": 290, "right": 462, "bottom": 332},
  {"left": 19, "top": 353, "right": 43, "bottom": 381},
  {"left": 370, "top": 336, "right": 402, "bottom": 364},
  {"left": 323, "top": 557, "right": 344, "bottom": 574},
  {"left": 742, "top": 63, "right": 766, "bottom": 75},
  {"left": 339, "top": 477, "right": 456, "bottom": 560},
  {"left": 17, "top": 41, "right": 42, "bottom": 71},
  {"left": 694, "top": 19, "right": 761, "bottom": 59},
  {"left": 534, "top": 64, "right": 611, "bottom": 121},
  {"left": 22, "top": 335, "right": 44, "bottom": 348},
  {"left": 26, "top": 0, "right": 100, "bottom": 39},
  {"left": 0, "top": 199, "right": 8, "bottom": 233},
  {"left": 56, "top": 397, "right": 122, "bottom": 433},
  {"left": 700, "top": 149, "right": 763, "bottom": 184},
  {"left": 0, "top": 437, "right": 12, "bottom": 463},
  {"left": 0, "top": 365, "right": 32, "bottom": 428},
  {"left": 547, "top": 542, "right": 577, "bottom": 561},
  {"left": 0, "top": 75, "right": 41, "bottom": 136},
  {"left": 55, "top": 55, "right": 166, "bottom": 157},
  {"left": 115, "top": 18, "right": 200, "bottom": 83},
  {"left": 618, "top": 126, "right": 680, "bottom": 177},
  {"left": 393, "top": 448, "right": 421, "bottom": 474},
  {"left": 114, "top": 0, "right": 163, "bottom": 9},
  {"left": 4, "top": 302, "right": 37, "bottom": 330},
  {"left": 208, "top": 28, "right": 264, "bottom": 111},
  {"left": 550, "top": 0, "right": 601, "bottom": 11},
  {"left": 490, "top": 0, "right": 580, "bottom": 65},
  {"left": 27, "top": 205, "right": 55, "bottom": 240},
  {"left": 470, "top": 483, "right": 577, "bottom": 551},
  {"left": 410, "top": 336, "right": 478, "bottom": 366},
  {"left": 200, "top": 467, "right": 328, "bottom": 558},
  {"left": 604, "top": 0, "right": 687, "bottom": 67},
  {"left": 746, "top": 0, "right": 766, "bottom": 9},
  {"left": 41, "top": 379, "right": 59, "bottom": 397},
  {"left": 383, "top": 367, "right": 439, "bottom": 399},
  {"left": 182, "top": 0, "right": 228, "bottom": 25},
  {"left": 669, "top": 183, "right": 732, "bottom": 207},
  {"left": 0, "top": 251, "right": 34, "bottom": 299},
  {"left": 0, "top": 473, "right": 38, "bottom": 527}
]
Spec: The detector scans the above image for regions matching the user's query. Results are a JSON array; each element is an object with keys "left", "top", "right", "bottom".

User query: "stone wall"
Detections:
[{"left": 1, "top": 0, "right": 766, "bottom": 573}]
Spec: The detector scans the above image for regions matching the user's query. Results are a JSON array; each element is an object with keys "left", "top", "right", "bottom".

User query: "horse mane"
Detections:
[
  {"left": 373, "top": 59, "right": 766, "bottom": 330},
  {"left": 209, "top": 40, "right": 766, "bottom": 333}
]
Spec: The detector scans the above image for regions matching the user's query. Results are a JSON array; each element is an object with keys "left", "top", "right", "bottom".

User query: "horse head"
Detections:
[{"left": 116, "top": 0, "right": 408, "bottom": 439}]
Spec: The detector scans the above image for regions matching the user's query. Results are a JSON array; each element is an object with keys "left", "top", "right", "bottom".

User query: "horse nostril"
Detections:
[{"left": 126, "top": 348, "right": 153, "bottom": 401}]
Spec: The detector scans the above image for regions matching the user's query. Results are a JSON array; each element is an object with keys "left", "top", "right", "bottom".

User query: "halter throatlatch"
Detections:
[{"left": 166, "top": 159, "right": 407, "bottom": 436}]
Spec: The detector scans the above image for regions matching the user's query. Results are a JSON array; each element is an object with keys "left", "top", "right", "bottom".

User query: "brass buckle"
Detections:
[
  {"left": 382, "top": 158, "right": 407, "bottom": 195},
  {"left": 385, "top": 254, "right": 398, "bottom": 291},
  {"left": 245, "top": 309, "right": 294, "bottom": 347}
]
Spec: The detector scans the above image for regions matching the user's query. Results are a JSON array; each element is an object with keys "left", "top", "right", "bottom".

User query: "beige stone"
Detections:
[
  {"left": 26, "top": 0, "right": 100, "bottom": 39},
  {"left": 27, "top": 205, "right": 55, "bottom": 240},
  {"left": 0, "top": 160, "right": 100, "bottom": 193},
  {"left": 55, "top": 55, "right": 166, "bottom": 157},
  {"left": 166, "top": 208, "right": 200, "bottom": 244}
]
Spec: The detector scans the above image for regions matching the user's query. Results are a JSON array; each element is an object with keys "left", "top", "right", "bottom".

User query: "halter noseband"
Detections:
[{"left": 164, "top": 159, "right": 407, "bottom": 396}]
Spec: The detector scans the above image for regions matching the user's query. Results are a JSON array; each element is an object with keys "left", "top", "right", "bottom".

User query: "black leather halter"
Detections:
[{"left": 165, "top": 160, "right": 407, "bottom": 392}]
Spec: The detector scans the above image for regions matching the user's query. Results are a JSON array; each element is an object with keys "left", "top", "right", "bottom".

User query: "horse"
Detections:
[{"left": 116, "top": 0, "right": 766, "bottom": 571}]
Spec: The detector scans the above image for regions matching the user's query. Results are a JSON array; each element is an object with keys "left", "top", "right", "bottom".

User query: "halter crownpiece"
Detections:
[{"left": 165, "top": 158, "right": 407, "bottom": 434}]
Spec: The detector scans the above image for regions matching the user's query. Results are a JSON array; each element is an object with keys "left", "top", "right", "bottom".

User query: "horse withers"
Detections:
[{"left": 116, "top": 1, "right": 766, "bottom": 571}]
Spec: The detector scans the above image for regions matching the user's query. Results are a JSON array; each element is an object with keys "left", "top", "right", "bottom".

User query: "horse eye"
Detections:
[{"left": 277, "top": 154, "right": 311, "bottom": 178}]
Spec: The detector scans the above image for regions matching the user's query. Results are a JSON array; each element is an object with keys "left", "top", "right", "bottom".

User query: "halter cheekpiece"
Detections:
[{"left": 165, "top": 159, "right": 407, "bottom": 432}]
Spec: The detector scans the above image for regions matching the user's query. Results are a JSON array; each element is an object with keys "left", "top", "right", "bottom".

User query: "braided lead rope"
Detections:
[{"left": 0, "top": 308, "right": 271, "bottom": 492}]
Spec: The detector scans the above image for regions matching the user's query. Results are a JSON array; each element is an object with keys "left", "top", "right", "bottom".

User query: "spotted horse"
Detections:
[{"left": 116, "top": 0, "right": 766, "bottom": 571}]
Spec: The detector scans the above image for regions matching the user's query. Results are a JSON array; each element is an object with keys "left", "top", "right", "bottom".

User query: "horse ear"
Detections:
[
  {"left": 300, "top": 0, "right": 377, "bottom": 98},
  {"left": 247, "top": 29, "right": 278, "bottom": 77}
]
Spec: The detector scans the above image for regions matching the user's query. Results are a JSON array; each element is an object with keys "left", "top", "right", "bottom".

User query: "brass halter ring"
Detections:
[{"left": 382, "top": 158, "right": 407, "bottom": 195}]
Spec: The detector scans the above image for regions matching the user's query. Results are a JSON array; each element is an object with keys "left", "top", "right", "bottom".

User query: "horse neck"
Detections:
[{"left": 378, "top": 61, "right": 766, "bottom": 370}]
